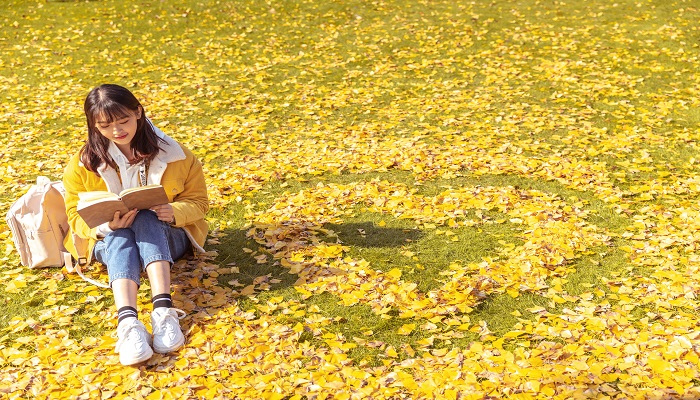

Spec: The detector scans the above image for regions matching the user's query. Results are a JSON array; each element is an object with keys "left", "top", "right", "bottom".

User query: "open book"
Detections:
[{"left": 77, "top": 185, "right": 170, "bottom": 228}]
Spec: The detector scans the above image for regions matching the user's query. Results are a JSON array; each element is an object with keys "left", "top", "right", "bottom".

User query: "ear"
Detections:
[{"left": 136, "top": 106, "right": 143, "bottom": 119}]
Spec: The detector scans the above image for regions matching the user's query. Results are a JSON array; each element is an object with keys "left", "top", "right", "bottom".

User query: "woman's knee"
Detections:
[
  {"left": 102, "top": 228, "right": 136, "bottom": 248},
  {"left": 131, "top": 209, "right": 161, "bottom": 228}
]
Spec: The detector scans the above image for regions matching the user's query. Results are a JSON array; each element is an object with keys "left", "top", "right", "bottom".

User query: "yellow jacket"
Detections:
[{"left": 62, "top": 134, "right": 209, "bottom": 262}]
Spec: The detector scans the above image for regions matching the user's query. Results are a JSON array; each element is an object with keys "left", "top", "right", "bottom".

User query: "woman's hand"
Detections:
[
  {"left": 108, "top": 209, "right": 138, "bottom": 230},
  {"left": 150, "top": 203, "right": 175, "bottom": 224}
]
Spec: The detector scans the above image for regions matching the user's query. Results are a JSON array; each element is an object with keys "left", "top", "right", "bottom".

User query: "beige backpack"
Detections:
[
  {"left": 6, "top": 176, "right": 69, "bottom": 268},
  {"left": 6, "top": 176, "right": 108, "bottom": 287}
]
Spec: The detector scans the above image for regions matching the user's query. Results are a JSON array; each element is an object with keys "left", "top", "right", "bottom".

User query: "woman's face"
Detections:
[{"left": 95, "top": 106, "right": 142, "bottom": 154}]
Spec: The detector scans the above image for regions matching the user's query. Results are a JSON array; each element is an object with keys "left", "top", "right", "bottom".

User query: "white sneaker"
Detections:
[
  {"left": 115, "top": 319, "right": 153, "bottom": 365},
  {"left": 151, "top": 308, "right": 186, "bottom": 353}
]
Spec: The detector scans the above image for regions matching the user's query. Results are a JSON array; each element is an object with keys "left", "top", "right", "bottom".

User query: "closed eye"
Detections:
[{"left": 98, "top": 117, "right": 129, "bottom": 129}]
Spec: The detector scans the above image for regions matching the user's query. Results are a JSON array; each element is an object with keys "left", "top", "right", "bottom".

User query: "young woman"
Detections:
[{"left": 63, "top": 84, "right": 209, "bottom": 365}]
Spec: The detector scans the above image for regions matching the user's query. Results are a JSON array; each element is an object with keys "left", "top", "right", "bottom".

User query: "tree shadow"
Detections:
[
  {"left": 171, "top": 221, "right": 424, "bottom": 345},
  {"left": 201, "top": 221, "right": 423, "bottom": 293},
  {"left": 323, "top": 222, "right": 423, "bottom": 248}
]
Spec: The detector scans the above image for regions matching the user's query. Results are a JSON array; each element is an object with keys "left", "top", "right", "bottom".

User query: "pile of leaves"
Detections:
[{"left": 2, "top": 0, "right": 700, "bottom": 398}]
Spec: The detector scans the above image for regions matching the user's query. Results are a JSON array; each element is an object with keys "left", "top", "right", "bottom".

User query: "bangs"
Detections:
[{"left": 92, "top": 102, "right": 133, "bottom": 124}]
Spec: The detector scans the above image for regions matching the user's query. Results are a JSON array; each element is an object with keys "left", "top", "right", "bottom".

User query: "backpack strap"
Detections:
[
  {"left": 66, "top": 233, "right": 110, "bottom": 288},
  {"left": 76, "top": 259, "right": 109, "bottom": 289}
]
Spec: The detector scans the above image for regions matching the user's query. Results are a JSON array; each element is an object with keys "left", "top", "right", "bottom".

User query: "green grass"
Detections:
[
  {"left": 0, "top": 0, "right": 698, "bottom": 382},
  {"left": 208, "top": 171, "right": 633, "bottom": 364}
]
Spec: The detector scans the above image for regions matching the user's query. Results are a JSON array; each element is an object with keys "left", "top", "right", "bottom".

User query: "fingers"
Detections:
[
  {"left": 150, "top": 204, "right": 174, "bottom": 223},
  {"left": 123, "top": 209, "right": 138, "bottom": 225},
  {"left": 108, "top": 209, "right": 138, "bottom": 230},
  {"left": 108, "top": 210, "right": 122, "bottom": 231},
  {"left": 107, "top": 205, "right": 174, "bottom": 230}
]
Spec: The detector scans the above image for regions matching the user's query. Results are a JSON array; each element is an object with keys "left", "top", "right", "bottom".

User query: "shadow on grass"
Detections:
[
  {"left": 211, "top": 226, "right": 300, "bottom": 290},
  {"left": 177, "top": 171, "right": 633, "bottom": 368},
  {"left": 170, "top": 221, "right": 428, "bottom": 366},
  {"left": 323, "top": 222, "right": 423, "bottom": 248},
  {"left": 208, "top": 222, "right": 423, "bottom": 293}
]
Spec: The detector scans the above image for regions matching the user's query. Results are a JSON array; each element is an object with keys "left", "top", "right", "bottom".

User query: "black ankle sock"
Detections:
[
  {"left": 117, "top": 306, "right": 138, "bottom": 324},
  {"left": 152, "top": 293, "right": 173, "bottom": 310}
]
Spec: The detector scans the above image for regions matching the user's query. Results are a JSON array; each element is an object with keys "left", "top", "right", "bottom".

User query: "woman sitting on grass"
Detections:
[{"left": 63, "top": 84, "right": 209, "bottom": 365}]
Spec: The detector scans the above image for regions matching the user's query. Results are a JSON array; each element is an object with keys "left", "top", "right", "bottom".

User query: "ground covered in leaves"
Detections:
[{"left": 2, "top": 0, "right": 700, "bottom": 398}]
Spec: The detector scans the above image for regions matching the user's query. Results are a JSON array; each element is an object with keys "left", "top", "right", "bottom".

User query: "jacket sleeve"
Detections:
[
  {"left": 63, "top": 155, "right": 100, "bottom": 240},
  {"left": 170, "top": 150, "right": 209, "bottom": 227}
]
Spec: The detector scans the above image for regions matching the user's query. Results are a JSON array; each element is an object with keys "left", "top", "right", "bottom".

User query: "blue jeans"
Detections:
[{"left": 93, "top": 210, "right": 191, "bottom": 287}]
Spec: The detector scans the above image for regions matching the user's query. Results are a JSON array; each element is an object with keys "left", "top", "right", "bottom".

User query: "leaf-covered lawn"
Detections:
[{"left": 2, "top": 0, "right": 700, "bottom": 398}]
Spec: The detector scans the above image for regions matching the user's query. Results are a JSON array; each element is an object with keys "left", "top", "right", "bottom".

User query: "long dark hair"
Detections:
[{"left": 80, "top": 84, "right": 164, "bottom": 173}]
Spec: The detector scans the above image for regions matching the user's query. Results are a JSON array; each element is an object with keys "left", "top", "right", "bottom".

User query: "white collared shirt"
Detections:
[
  {"left": 106, "top": 141, "right": 146, "bottom": 191},
  {"left": 96, "top": 143, "right": 146, "bottom": 237}
]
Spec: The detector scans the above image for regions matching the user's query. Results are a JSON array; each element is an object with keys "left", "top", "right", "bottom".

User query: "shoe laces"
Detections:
[
  {"left": 116, "top": 321, "right": 147, "bottom": 352},
  {"left": 152, "top": 308, "right": 186, "bottom": 334}
]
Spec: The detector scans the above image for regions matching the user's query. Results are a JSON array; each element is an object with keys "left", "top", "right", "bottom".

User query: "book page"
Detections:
[
  {"left": 119, "top": 184, "right": 163, "bottom": 197},
  {"left": 77, "top": 191, "right": 119, "bottom": 203},
  {"left": 120, "top": 185, "right": 169, "bottom": 210}
]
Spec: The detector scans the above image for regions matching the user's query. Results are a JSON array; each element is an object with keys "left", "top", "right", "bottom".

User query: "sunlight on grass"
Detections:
[{"left": 2, "top": 0, "right": 700, "bottom": 398}]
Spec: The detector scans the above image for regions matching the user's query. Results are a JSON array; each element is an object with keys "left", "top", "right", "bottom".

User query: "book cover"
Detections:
[{"left": 77, "top": 185, "right": 170, "bottom": 228}]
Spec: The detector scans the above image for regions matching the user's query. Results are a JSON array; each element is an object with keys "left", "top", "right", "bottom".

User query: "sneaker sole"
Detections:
[
  {"left": 120, "top": 347, "right": 154, "bottom": 366},
  {"left": 153, "top": 336, "right": 185, "bottom": 354}
]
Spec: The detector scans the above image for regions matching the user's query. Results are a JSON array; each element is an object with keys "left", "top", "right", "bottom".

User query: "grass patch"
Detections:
[
  {"left": 3, "top": 0, "right": 700, "bottom": 396},
  {"left": 207, "top": 169, "right": 634, "bottom": 360}
]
